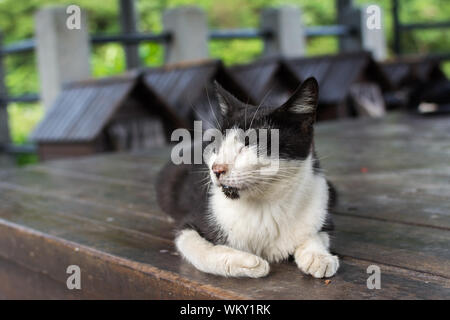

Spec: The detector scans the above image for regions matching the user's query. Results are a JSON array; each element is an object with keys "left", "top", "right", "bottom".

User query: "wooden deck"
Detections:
[{"left": 0, "top": 113, "right": 449, "bottom": 299}]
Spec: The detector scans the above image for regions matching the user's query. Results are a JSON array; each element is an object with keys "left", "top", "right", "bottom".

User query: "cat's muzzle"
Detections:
[{"left": 221, "top": 185, "right": 240, "bottom": 199}]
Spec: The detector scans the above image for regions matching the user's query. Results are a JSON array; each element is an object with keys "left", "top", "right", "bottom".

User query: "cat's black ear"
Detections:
[
  {"left": 214, "top": 81, "right": 242, "bottom": 117},
  {"left": 281, "top": 77, "right": 319, "bottom": 116}
]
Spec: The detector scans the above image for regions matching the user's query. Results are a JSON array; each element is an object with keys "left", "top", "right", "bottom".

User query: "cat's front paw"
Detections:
[
  {"left": 223, "top": 250, "right": 270, "bottom": 278},
  {"left": 295, "top": 251, "right": 339, "bottom": 278}
]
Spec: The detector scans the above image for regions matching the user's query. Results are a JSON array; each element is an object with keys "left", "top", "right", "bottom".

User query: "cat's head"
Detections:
[{"left": 206, "top": 77, "right": 319, "bottom": 200}]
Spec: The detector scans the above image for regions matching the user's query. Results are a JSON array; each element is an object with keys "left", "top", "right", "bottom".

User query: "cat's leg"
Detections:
[
  {"left": 318, "top": 231, "right": 330, "bottom": 249},
  {"left": 294, "top": 233, "right": 339, "bottom": 278},
  {"left": 175, "top": 229, "right": 270, "bottom": 278}
]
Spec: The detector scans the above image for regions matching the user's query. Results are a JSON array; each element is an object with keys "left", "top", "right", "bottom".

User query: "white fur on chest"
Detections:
[{"left": 209, "top": 159, "right": 329, "bottom": 262}]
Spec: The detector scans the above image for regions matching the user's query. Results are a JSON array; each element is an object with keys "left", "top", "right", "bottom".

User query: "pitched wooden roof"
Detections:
[
  {"left": 31, "top": 72, "right": 182, "bottom": 143},
  {"left": 381, "top": 57, "right": 446, "bottom": 89},
  {"left": 284, "top": 52, "right": 391, "bottom": 105},
  {"left": 142, "top": 59, "right": 254, "bottom": 128},
  {"left": 230, "top": 58, "right": 280, "bottom": 101}
]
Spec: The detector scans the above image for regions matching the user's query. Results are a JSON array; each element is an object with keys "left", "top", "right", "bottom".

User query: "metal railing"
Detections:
[
  {"left": 0, "top": 22, "right": 355, "bottom": 155},
  {"left": 0, "top": 24, "right": 355, "bottom": 105},
  {"left": 0, "top": 25, "right": 355, "bottom": 54},
  {"left": 1, "top": 2, "right": 449, "bottom": 154},
  {"left": 209, "top": 29, "right": 271, "bottom": 40},
  {"left": 91, "top": 32, "right": 172, "bottom": 44},
  {"left": 392, "top": 0, "right": 450, "bottom": 57}
]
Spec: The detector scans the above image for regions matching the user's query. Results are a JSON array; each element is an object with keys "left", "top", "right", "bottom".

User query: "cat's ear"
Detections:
[
  {"left": 214, "top": 81, "right": 241, "bottom": 118},
  {"left": 281, "top": 77, "right": 319, "bottom": 116}
]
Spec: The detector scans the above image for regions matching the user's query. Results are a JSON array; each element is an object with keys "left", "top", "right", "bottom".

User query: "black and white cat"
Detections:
[{"left": 157, "top": 77, "right": 339, "bottom": 278}]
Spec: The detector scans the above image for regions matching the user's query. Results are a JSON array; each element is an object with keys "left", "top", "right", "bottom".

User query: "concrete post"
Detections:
[
  {"left": 361, "top": 4, "right": 387, "bottom": 61},
  {"left": 338, "top": 2, "right": 387, "bottom": 61},
  {"left": 163, "top": 7, "right": 209, "bottom": 64},
  {"left": 261, "top": 6, "right": 306, "bottom": 58},
  {"left": 35, "top": 6, "right": 91, "bottom": 109}
]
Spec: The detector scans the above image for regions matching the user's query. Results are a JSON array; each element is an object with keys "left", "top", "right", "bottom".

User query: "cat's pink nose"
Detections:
[{"left": 212, "top": 163, "right": 228, "bottom": 179}]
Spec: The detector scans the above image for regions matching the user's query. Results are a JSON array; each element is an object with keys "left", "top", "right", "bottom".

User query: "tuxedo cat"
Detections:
[{"left": 157, "top": 78, "right": 339, "bottom": 278}]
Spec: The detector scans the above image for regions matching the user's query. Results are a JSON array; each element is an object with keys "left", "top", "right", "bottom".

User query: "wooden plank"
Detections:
[
  {"left": 314, "top": 113, "right": 450, "bottom": 229},
  {"left": 0, "top": 114, "right": 448, "bottom": 298},
  {"left": 316, "top": 138, "right": 450, "bottom": 175},
  {"left": 333, "top": 215, "right": 450, "bottom": 278},
  {"left": 41, "top": 120, "right": 450, "bottom": 182},
  {"left": 0, "top": 184, "right": 448, "bottom": 299},
  {"left": 0, "top": 209, "right": 448, "bottom": 299},
  {"left": 0, "top": 256, "right": 86, "bottom": 299},
  {"left": 45, "top": 148, "right": 450, "bottom": 192},
  {"left": 37, "top": 156, "right": 167, "bottom": 187},
  {"left": 0, "top": 220, "right": 242, "bottom": 300},
  {"left": 0, "top": 185, "right": 174, "bottom": 241},
  {"left": 315, "top": 113, "right": 450, "bottom": 141},
  {"left": 0, "top": 155, "right": 15, "bottom": 169},
  {"left": 331, "top": 173, "right": 450, "bottom": 229},
  {"left": 315, "top": 113, "right": 450, "bottom": 175},
  {"left": 3, "top": 156, "right": 449, "bottom": 279},
  {"left": 34, "top": 150, "right": 450, "bottom": 229},
  {"left": 0, "top": 167, "right": 168, "bottom": 220},
  {"left": 261, "top": 257, "right": 449, "bottom": 300},
  {"left": 331, "top": 169, "right": 450, "bottom": 196}
]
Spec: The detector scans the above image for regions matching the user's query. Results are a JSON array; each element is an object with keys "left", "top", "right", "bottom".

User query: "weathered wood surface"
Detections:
[{"left": 0, "top": 113, "right": 449, "bottom": 299}]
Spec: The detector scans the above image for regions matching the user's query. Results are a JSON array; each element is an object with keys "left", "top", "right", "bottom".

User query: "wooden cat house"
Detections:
[
  {"left": 142, "top": 60, "right": 254, "bottom": 130},
  {"left": 32, "top": 71, "right": 185, "bottom": 161},
  {"left": 229, "top": 57, "right": 300, "bottom": 106},
  {"left": 381, "top": 57, "right": 447, "bottom": 110},
  {"left": 283, "top": 52, "right": 392, "bottom": 120}
]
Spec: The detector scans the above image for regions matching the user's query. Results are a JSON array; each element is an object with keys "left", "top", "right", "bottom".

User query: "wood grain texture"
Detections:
[
  {"left": 0, "top": 212, "right": 447, "bottom": 299},
  {"left": 0, "top": 113, "right": 448, "bottom": 299}
]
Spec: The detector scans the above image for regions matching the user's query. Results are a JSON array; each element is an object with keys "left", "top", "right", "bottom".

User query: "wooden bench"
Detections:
[{"left": 0, "top": 113, "right": 449, "bottom": 299}]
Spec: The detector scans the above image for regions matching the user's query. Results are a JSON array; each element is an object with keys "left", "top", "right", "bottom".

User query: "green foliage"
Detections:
[
  {"left": 443, "top": 61, "right": 450, "bottom": 76},
  {"left": 15, "top": 153, "right": 39, "bottom": 166},
  {"left": 0, "top": 0, "right": 448, "bottom": 166},
  {"left": 7, "top": 103, "right": 44, "bottom": 145},
  {"left": 91, "top": 44, "right": 126, "bottom": 77},
  {"left": 210, "top": 39, "right": 263, "bottom": 65}
]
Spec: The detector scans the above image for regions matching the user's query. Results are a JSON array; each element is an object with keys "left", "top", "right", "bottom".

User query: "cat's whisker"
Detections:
[
  {"left": 205, "top": 85, "right": 222, "bottom": 131},
  {"left": 243, "top": 94, "right": 251, "bottom": 131},
  {"left": 188, "top": 100, "right": 216, "bottom": 130},
  {"left": 248, "top": 86, "right": 274, "bottom": 130}
]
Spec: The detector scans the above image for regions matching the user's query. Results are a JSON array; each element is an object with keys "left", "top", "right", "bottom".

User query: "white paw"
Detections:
[
  {"left": 296, "top": 251, "right": 339, "bottom": 278},
  {"left": 224, "top": 251, "right": 270, "bottom": 278}
]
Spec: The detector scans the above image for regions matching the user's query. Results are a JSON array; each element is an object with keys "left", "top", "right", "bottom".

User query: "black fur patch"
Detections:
[{"left": 222, "top": 185, "right": 240, "bottom": 199}]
